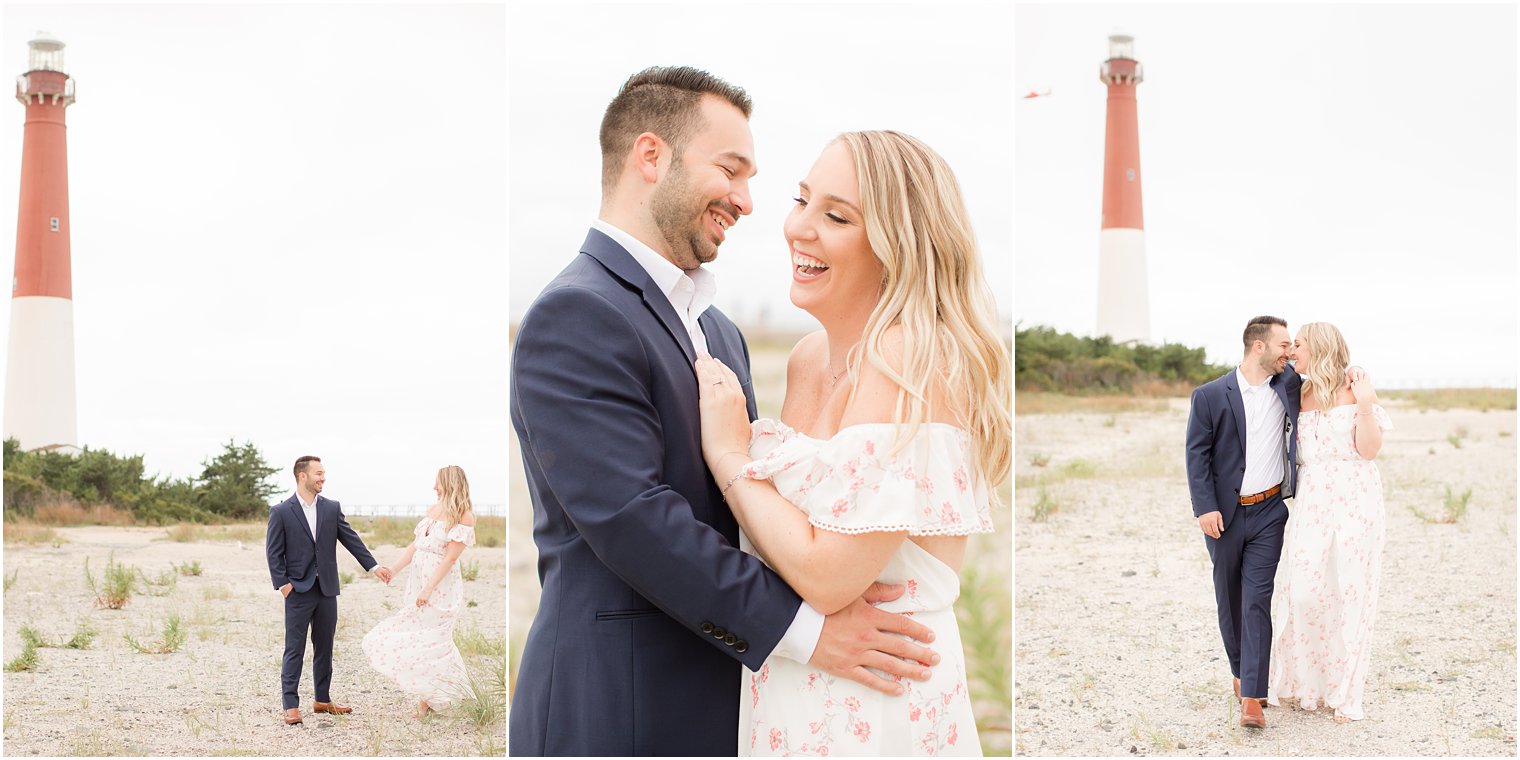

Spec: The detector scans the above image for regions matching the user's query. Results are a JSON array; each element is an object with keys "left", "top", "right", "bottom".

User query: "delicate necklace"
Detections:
[{"left": 828, "top": 364, "right": 847, "bottom": 387}]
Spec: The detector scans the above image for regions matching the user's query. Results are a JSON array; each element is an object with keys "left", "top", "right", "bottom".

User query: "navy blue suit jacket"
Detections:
[
  {"left": 509, "top": 229, "right": 804, "bottom": 756},
  {"left": 265, "top": 495, "right": 377, "bottom": 597},
  {"left": 1185, "top": 368, "right": 1302, "bottom": 531}
]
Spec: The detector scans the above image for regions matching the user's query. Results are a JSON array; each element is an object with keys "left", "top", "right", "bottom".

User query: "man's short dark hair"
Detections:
[
  {"left": 293, "top": 455, "right": 321, "bottom": 480},
  {"left": 599, "top": 66, "right": 752, "bottom": 194},
  {"left": 1242, "top": 316, "right": 1288, "bottom": 352}
]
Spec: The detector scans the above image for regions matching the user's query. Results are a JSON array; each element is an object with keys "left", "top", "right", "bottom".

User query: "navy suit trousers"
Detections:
[
  {"left": 282, "top": 587, "right": 338, "bottom": 709},
  {"left": 1204, "top": 492, "right": 1288, "bottom": 699}
]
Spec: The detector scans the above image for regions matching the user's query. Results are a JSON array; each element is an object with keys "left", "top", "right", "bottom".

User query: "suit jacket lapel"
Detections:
[
  {"left": 291, "top": 498, "right": 315, "bottom": 544},
  {"left": 1223, "top": 373, "right": 1248, "bottom": 455},
  {"left": 581, "top": 228, "right": 698, "bottom": 369},
  {"left": 314, "top": 497, "right": 328, "bottom": 546}
]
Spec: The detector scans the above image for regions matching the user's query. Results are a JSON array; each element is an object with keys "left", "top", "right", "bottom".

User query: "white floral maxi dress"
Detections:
[
  {"left": 737, "top": 420, "right": 993, "bottom": 757},
  {"left": 1267, "top": 404, "right": 1393, "bottom": 720},
  {"left": 362, "top": 518, "right": 476, "bottom": 709}
]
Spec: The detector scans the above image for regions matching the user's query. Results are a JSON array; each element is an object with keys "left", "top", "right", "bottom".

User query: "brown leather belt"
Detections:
[{"left": 1239, "top": 484, "right": 1281, "bottom": 506}]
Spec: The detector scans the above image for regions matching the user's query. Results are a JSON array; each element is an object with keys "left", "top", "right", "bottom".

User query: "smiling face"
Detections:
[
  {"left": 1291, "top": 329, "right": 1312, "bottom": 368},
  {"left": 649, "top": 95, "right": 755, "bottom": 270},
  {"left": 783, "top": 141, "right": 885, "bottom": 320},
  {"left": 1256, "top": 324, "right": 1292, "bottom": 376},
  {"left": 299, "top": 462, "right": 326, "bottom": 494}
]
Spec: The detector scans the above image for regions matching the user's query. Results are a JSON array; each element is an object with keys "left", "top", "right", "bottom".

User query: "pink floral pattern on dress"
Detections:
[
  {"left": 737, "top": 419, "right": 984, "bottom": 756},
  {"left": 361, "top": 518, "right": 476, "bottom": 709},
  {"left": 1267, "top": 404, "right": 1392, "bottom": 721},
  {"left": 738, "top": 419, "right": 994, "bottom": 537}
]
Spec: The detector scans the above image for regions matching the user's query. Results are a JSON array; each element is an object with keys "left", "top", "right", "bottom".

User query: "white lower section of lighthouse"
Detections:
[
  {"left": 4, "top": 295, "right": 78, "bottom": 450},
  {"left": 1095, "top": 227, "right": 1150, "bottom": 344}
]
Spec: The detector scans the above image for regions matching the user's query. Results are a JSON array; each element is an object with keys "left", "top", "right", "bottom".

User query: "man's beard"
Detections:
[
  {"left": 650, "top": 162, "right": 716, "bottom": 269},
  {"left": 1259, "top": 354, "right": 1283, "bottom": 375}
]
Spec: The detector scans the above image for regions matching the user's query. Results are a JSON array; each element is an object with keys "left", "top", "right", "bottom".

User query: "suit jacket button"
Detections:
[
  {"left": 712, "top": 626, "right": 727, "bottom": 639},
  {"left": 699, "top": 622, "right": 714, "bottom": 634},
  {"left": 734, "top": 640, "right": 749, "bottom": 653},
  {"left": 1234, "top": 488, "right": 1240, "bottom": 493},
  {"left": 1239, "top": 468, "right": 1245, "bottom": 473},
  {"left": 724, "top": 633, "right": 737, "bottom": 646}
]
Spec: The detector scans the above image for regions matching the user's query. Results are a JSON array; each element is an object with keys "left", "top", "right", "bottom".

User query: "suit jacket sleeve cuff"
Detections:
[{"left": 769, "top": 601, "right": 825, "bottom": 664}]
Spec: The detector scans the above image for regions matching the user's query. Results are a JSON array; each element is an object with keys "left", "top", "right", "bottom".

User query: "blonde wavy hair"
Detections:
[
  {"left": 435, "top": 465, "right": 474, "bottom": 530},
  {"left": 834, "top": 130, "right": 1012, "bottom": 493},
  {"left": 1298, "top": 322, "right": 1351, "bottom": 413}
]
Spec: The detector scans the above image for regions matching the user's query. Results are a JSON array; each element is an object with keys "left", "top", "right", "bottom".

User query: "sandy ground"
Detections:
[
  {"left": 2, "top": 524, "right": 506, "bottom": 756},
  {"left": 1014, "top": 399, "right": 1517, "bottom": 756}
]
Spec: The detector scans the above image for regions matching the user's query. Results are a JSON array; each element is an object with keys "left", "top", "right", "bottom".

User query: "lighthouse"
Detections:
[
  {"left": 4, "top": 32, "right": 77, "bottom": 452},
  {"left": 1095, "top": 31, "right": 1150, "bottom": 345}
]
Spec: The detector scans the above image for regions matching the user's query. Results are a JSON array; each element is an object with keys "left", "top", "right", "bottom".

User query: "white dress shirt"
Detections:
[
  {"left": 592, "top": 219, "right": 825, "bottom": 663},
  {"left": 1236, "top": 367, "right": 1287, "bottom": 495},
  {"left": 593, "top": 219, "right": 713, "bottom": 354},
  {"left": 295, "top": 491, "right": 319, "bottom": 578}
]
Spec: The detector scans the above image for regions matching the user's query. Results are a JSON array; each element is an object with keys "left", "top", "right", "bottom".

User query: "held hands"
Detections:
[
  {"left": 1198, "top": 511, "right": 1223, "bottom": 539},
  {"left": 809, "top": 582, "right": 940, "bottom": 696},
  {"left": 374, "top": 566, "right": 394, "bottom": 584},
  {"left": 694, "top": 353, "right": 753, "bottom": 471}
]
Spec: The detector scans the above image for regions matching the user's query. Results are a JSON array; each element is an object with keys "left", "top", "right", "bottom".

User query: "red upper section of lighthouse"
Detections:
[
  {"left": 1100, "top": 48, "right": 1144, "bottom": 230},
  {"left": 12, "top": 61, "right": 74, "bottom": 299}
]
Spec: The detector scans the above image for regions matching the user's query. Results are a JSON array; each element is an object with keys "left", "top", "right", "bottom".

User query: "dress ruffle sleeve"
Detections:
[
  {"left": 1367, "top": 403, "right": 1393, "bottom": 431},
  {"left": 739, "top": 418, "right": 994, "bottom": 536},
  {"left": 445, "top": 523, "right": 476, "bottom": 547}
]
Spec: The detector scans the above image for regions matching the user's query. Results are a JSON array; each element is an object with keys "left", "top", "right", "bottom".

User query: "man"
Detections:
[
  {"left": 510, "top": 66, "right": 938, "bottom": 756},
  {"left": 265, "top": 455, "right": 392, "bottom": 726},
  {"left": 1186, "top": 317, "right": 1365, "bottom": 729}
]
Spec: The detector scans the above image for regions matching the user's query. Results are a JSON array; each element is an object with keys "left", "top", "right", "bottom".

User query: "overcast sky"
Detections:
[
  {"left": 0, "top": 4, "right": 509, "bottom": 506},
  {"left": 508, "top": 2, "right": 1013, "bottom": 333},
  {"left": 1015, "top": 3, "right": 1518, "bottom": 388}
]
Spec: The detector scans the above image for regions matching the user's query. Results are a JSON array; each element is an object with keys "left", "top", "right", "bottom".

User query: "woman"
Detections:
[
  {"left": 362, "top": 465, "right": 478, "bottom": 717},
  {"left": 696, "top": 131, "right": 1011, "bottom": 756},
  {"left": 1267, "top": 323, "right": 1390, "bottom": 722}
]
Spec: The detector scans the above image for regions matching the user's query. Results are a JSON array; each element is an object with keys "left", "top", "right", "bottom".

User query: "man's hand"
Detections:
[
  {"left": 279, "top": 583, "right": 292, "bottom": 598},
  {"left": 1198, "top": 511, "right": 1223, "bottom": 539},
  {"left": 374, "top": 566, "right": 394, "bottom": 584},
  {"left": 808, "top": 582, "right": 940, "bottom": 696}
]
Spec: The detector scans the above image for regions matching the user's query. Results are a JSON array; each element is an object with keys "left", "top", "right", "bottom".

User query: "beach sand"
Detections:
[
  {"left": 1014, "top": 398, "right": 1516, "bottom": 756},
  {"left": 2, "top": 524, "right": 506, "bottom": 756}
]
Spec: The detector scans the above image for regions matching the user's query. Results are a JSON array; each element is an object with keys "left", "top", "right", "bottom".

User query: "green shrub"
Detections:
[
  {"left": 85, "top": 552, "right": 137, "bottom": 609},
  {"left": 64, "top": 621, "right": 97, "bottom": 649},
  {"left": 124, "top": 613, "right": 186, "bottom": 654},
  {"left": 460, "top": 558, "right": 480, "bottom": 582},
  {"left": 4, "top": 640, "right": 39, "bottom": 672},
  {"left": 1015, "top": 324, "right": 1230, "bottom": 394}
]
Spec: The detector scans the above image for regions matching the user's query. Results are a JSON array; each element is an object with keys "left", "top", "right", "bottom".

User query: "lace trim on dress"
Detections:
[{"left": 740, "top": 418, "right": 994, "bottom": 537}]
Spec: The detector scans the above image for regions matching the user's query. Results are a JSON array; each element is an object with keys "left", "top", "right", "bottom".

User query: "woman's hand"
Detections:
[
  {"left": 415, "top": 588, "right": 432, "bottom": 608},
  {"left": 1349, "top": 371, "right": 1378, "bottom": 408},
  {"left": 695, "top": 353, "right": 753, "bottom": 473}
]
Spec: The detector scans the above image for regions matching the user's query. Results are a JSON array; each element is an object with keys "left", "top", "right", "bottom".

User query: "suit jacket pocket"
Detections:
[{"left": 595, "top": 608, "right": 665, "bottom": 622}]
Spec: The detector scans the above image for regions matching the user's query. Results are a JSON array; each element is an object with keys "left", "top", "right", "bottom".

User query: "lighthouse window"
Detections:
[{"left": 49, "top": 217, "right": 58, "bottom": 232}]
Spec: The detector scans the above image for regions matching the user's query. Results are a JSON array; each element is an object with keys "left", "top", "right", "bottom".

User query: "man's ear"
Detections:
[{"left": 630, "top": 132, "right": 665, "bottom": 185}]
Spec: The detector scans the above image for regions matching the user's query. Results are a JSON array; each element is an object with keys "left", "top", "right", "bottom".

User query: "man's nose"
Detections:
[{"left": 730, "top": 182, "right": 753, "bottom": 217}]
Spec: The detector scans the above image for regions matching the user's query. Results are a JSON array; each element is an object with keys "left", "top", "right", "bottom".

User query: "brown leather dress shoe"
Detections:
[
  {"left": 1240, "top": 697, "right": 1266, "bottom": 728},
  {"left": 1234, "top": 677, "right": 1268, "bottom": 707},
  {"left": 312, "top": 701, "right": 352, "bottom": 715},
  {"left": 283, "top": 708, "right": 303, "bottom": 725}
]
